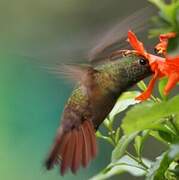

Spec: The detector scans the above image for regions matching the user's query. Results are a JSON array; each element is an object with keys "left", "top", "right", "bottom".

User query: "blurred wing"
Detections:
[
  {"left": 17, "top": 6, "right": 155, "bottom": 77},
  {"left": 41, "top": 63, "right": 96, "bottom": 82},
  {"left": 88, "top": 7, "right": 154, "bottom": 62},
  {"left": 17, "top": 54, "right": 92, "bottom": 82}
]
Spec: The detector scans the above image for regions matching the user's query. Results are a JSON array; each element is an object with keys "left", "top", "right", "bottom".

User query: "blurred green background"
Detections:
[{"left": 0, "top": 0, "right": 164, "bottom": 180}]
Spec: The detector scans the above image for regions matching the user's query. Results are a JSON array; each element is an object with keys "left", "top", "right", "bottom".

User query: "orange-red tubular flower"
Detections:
[
  {"left": 155, "top": 32, "right": 176, "bottom": 56},
  {"left": 162, "top": 57, "right": 179, "bottom": 95},
  {"left": 127, "top": 30, "right": 179, "bottom": 101},
  {"left": 127, "top": 31, "right": 148, "bottom": 58}
]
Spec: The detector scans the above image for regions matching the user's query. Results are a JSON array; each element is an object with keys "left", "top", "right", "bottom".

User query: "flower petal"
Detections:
[
  {"left": 159, "top": 32, "right": 176, "bottom": 41},
  {"left": 135, "top": 72, "right": 159, "bottom": 101},
  {"left": 166, "top": 56, "right": 179, "bottom": 71},
  {"left": 164, "top": 73, "right": 179, "bottom": 95},
  {"left": 128, "top": 30, "right": 146, "bottom": 57},
  {"left": 155, "top": 32, "right": 176, "bottom": 56}
]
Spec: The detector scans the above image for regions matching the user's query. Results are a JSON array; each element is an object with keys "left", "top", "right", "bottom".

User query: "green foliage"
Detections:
[
  {"left": 90, "top": 156, "right": 151, "bottom": 180},
  {"left": 111, "top": 132, "right": 139, "bottom": 162},
  {"left": 92, "top": 1, "right": 179, "bottom": 179},
  {"left": 146, "top": 152, "right": 171, "bottom": 180},
  {"left": 109, "top": 91, "right": 140, "bottom": 122},
  {"left": 149, "top": 0, "right": 179, "bottom": 52},
  {"left": 94, "top": 91, "right": 179, "bottom": 180},
  {"left": 158, "top": 78, "right": 168, "bottom": 100},
  {"left": 122, "top": 96, "right": 179, "bottom": 135},
  {"left": 149, "top": 0, "right": 179, "bottom": 36}
]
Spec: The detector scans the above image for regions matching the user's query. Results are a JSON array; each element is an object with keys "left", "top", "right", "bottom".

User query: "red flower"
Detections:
[
  {"left": 155, "top": 32, "right": 176, "bottom": 56},
  {"left": 163, "top": 56, "right": 179, "bottom": 95},
  {"left": 128, "top": 31, "right": 148, "bottom": 58},
  {"left": 127, "top": 30, "right": 179, "bottom": 101}
]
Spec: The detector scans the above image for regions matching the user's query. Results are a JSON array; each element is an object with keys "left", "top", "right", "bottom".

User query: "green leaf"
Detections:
[
  {"left": 166, "top": 144, "right": 179, "bottom": 178},
  {"left": 90, "top": 155, "right": 151, "bottom": 180},
  {"left": 134, "top": 135, "right": 142, "bottom": 157},
  {"left": 103, "top": 118, "right": 110, "bottom": 129},
  {"left": 149, "top": 0, "right": 179, "bottom": 38},
  {"left": 111, "top": 132, "right": 138, "bottom": 162},
  {"left": 109, "top": 91, "right": 140, "bottom": 121},
  {"left": 122, "top": 95, "right": 179, "bottom": 135},
  {"left": 149, "top": 0, "right": 179, "bottom": 25},
  {"left": 146, "top": 152, "right": 172, "bottom": 180},
  {"left": 158, "top": 130, "right": 174, "bottom": 143},
  {"left": 96, "top": 131, "right": 104, "bottom": 138},
  {"left": 169, "top": 164, "right": 179, "bottom": 177},
  {"left": 115, "top": 127, "right": 121, "bottom": 144},
  {"left": 134, "top": 130, "right": 150, "bottom": 157},
  {"left": 96, "top": 131, "right": 115, "bottom": 146},
  {"left": 173, "top": 114, "right": 179, "bottom": 130},
  {"left": 149, "top": 130, "right": 169, "bottom": 145},
  {"left": 158, "top": 78, "right": 168, "bottom": 100},
  {"left": 159, "top": 118, "right": 179, "bottom": 143},
  {"left": 146, "top": 144, "right": 179, "bottom": 180}
]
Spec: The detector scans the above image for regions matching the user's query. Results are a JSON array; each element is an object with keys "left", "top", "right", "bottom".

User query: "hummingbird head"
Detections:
[
  {"left": 124, "top": 53, "right": 152, "bottom": 84},
  {"left": 112, "top": 53, "right": 152, "bottom": 92}
]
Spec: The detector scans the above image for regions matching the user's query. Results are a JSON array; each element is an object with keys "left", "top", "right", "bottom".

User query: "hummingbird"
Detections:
[
  {"left": 44, "top": 7, "right": 153, "bottom": 176},
  {"left": 45, "top": 53, "right": 152, "bottom": 175}
]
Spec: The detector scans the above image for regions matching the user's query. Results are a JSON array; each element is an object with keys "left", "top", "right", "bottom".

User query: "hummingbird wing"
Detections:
[
  {"left": 88, "top": 7, "right": 154, "bottom": 63},
  {"left": 42, "top": 63, "right": 102, "bottom": 101},
  {"left": 41, "top": 63, "right": 94, "bottom": 81}
]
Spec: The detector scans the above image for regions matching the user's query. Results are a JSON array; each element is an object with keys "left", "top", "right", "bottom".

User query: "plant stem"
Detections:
[
  {"left": 125, "top": 151, "right": 149, "bottom": 170},
  {"left": 110, "top": 162, "right": 148, "bottom": 172},
  {"left": 105, "top": 116, "right": 117, "bottom": 146},
  {"left": 151, "top": 95, "right": 161, "bottom": 103}
]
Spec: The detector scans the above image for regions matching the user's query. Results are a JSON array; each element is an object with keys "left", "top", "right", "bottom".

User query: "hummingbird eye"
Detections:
[
  {"left": 139, "top": 58, "right": 147, "bottom": 65},
  {"left": 154, "top": 48, "right": 159, "bottom": 54}
]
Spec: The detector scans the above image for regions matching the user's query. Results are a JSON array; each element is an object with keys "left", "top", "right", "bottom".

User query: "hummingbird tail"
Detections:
[{"left": 45, "top": 120, "right": 97, "bottom": 175}]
